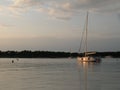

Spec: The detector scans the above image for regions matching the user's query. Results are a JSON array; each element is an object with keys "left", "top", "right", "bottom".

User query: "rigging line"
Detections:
[
  {"left": 78, "top": 12, "right": 88, "bottom": 54},
  {"left": 79, "top": 25, "right": 85, "bottom": 52},
  {"left": 85, "top": 11, "right": 89, "bottom": 56}
]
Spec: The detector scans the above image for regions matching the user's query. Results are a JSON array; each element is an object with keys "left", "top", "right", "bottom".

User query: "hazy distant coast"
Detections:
[{"left": 0, "top": 50, "right": 119, "bottom": 58}]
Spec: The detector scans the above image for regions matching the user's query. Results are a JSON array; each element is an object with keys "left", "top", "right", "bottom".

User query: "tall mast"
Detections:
[{"left": 85, "top": 12, "right": 89, "bottom": 56}]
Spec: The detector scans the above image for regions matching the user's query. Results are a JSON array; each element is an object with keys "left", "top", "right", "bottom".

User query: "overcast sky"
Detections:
[{"left": 0, "top": 0, "right": 120, "bottom": 52}]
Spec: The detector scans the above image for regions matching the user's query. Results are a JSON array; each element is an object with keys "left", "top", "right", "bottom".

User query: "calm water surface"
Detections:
[{"left": 0, "top": 58, "right": 120, "bottom": 90}]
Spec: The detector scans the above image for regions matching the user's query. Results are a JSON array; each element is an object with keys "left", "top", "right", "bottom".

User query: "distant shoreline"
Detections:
[{"left": 0, "top": 50, "right": 119, "bottom": 58}]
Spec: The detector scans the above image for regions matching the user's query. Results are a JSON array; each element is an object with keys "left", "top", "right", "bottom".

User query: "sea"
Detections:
[{"left": 0, "top": 58, "right": 119, "bottom": 90}]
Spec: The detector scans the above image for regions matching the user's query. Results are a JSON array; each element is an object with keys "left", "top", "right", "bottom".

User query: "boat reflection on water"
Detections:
[
  {"left": 77, "top": 60, "right": 101, "bottom": 67},
  {"left": 77, "top": 61, "right": 101, "bottom": 90}
]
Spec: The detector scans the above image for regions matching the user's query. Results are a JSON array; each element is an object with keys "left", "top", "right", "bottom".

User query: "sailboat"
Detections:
[{"left": 77, "top": 12, "right": 101, "bottom": 62}]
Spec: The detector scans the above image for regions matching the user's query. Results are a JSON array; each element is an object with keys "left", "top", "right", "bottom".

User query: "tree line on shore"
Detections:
[{"left": 0, "top": 50, "right": 119, "bottom": 58}]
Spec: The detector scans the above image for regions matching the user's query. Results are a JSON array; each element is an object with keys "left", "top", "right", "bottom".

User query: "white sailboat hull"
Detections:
[{"left": 77, "top": 56, "right": 101, "bottom": 62}]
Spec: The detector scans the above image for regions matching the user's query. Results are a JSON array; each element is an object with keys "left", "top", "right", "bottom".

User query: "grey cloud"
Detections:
[
  {"left": 73, "top": 0, "right": 120, "bottom": 13},
  {"left": 117, "top": 13, "right": 120, "bottom": 20},
  {"left": 8, "top": 0, "right": 120, "bottom": 19}
]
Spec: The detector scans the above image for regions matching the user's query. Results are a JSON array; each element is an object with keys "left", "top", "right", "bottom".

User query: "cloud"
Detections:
[
  {"left": 69, "top": 0, "right": 120, "bottom": 13},
  {"left": 0, "top": 23, "right": 12, "bottom": 29},
  {"left": 0, "top": 5, "right": 7, "bottom": 11},
  {"left": 0, "top": 6, "right": 3, "bottom": 11},
  {"left": 10, "top": 0, "right": 75, "bottom": 20},
  {"left": 1, "top": 0, "right": 120, "bottom": 19},
  {"left": 37, "top": 8, "right": 73, "bottom": 20},
  {"left": 117, "top": 13, "right": 120, "bottom": 21}
]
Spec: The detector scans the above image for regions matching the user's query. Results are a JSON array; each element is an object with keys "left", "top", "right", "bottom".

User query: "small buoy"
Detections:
[{"left": 12, "top": 60, "right": 14, "bottom": 63}]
